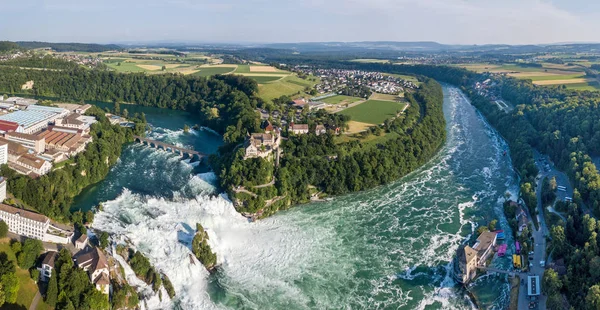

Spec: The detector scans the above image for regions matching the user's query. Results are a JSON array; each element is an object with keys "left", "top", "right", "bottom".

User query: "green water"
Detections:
[{"left": 87, "top": 86, "right": 518, "bottom": 309}]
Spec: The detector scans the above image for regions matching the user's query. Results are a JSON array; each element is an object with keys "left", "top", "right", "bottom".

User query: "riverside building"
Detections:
[{"left": 0, "top": 203, "right": 73, "bottom": 244}]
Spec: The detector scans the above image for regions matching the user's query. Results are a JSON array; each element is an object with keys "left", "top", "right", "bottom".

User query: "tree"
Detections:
[
  {"left": 0, "top": 273, "right": 18, "bottom": 304},
  {"left": 183, "top": 124, "right": 190, "bottom": 133},
  {"left": 587, "top": 285, "right": 600, "bottom": 310},
  {"left": 0, "top": 221, "right": 7, "bottom": 238},
  {"left": 98, "top": 232, "right": 109, "bottom": 249},
  {"left": 488, "top": 219, "right": 498, "bottom": 231},
  {"left": 17, "top": 239, "right": 43, "bottom": 270},
  {"left": 122, "top": 108, "right": 129, "bottom": 119},
  {"left": 45, "top": 271, "right": 58, "bottom": 307},
  {"left": 504, "top": 191, "right": 512, "bottom": 202},
  {"left": 114, "top": 102, "right": 120, "bottom": 115},
  {"left": 542, "top": 269, "right": 562, "bottom": 295},
  {"left": 30, "top": 268, "right": 40, "bottom": 282},
  {"left": 161, "top": 65, "right": 166, "bottom": 71}
]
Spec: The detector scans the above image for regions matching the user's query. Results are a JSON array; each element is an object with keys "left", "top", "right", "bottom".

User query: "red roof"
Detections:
[
  {"left": 292, "top": 99, "right": 307, "bottom": 107},
  {"left": 0, "top": 120, "right": 19, "bottom": 132}
]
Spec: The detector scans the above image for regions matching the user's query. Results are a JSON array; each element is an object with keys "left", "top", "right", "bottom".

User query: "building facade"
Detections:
[
  {"left": 0, "top": 178, "right": 6, "bottom": 203},
  {"left": 0, "top": 142, "right": 7, "bottom": 165},
  {"left": 75, "top": 248, "right": 110, "bottom": 294},
  {"left": 0, "top": 204, "right": 73, "bottom": 244},
  {"left": 5, "top": 132, "right": 45, "bottom": 153}
]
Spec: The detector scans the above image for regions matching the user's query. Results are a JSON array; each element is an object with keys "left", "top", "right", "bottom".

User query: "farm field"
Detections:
[
  {"left": 320, "top": 95, "right": 363, "bottom": 105},
  {"left": 258, "top": 75, "right": 319, "bottom": 102},
  {"left": 235, "top": 65, "right": 287, "bottom": 74},
  {"left": 0, "top": 240, "right": 50, "bottom": 310},
  {"left": 247, "top": 75, "right": 284, "bottom": 83},
  {"left": 193, "top": 66, "right": 237, "bottom": 77},
  {"left": 338, "top": 99, "right": 407, "bottom": 124},
  {"left": 370, "top": 93, "right": 402, "bottom": 101},
  {"left": 563, "top": 81, "right": 600, "bottom": 91},
  {"left": 350, "top": 59, "right": 390, "bottom": 64}
]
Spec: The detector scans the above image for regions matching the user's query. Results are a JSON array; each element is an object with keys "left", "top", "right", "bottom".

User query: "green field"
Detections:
[
  {"left": 248, "top": 76, "right": 284, "bottom": 83},
  {"left": 526, "top": 74, "right": 585, "bottom": 81},
  {"left": 563, "top": 81, "right": 600, "bottom": 91},
  {"left": 338, "top": 100, "right": 407, "bottom": 124},
  {"left": 193, "top": 66, "right": 236, "bottom": 77},
  {"left": 259, "top": 75, "right": 319, "bottom": 102},
  {"left": 106, "top": 61, "right": 147, "bottom": 73},
  {"left": 321, "top": 95, "right": 363, "bottom": 105},
  {"left": 0, "top": 241, "right": 50, "bottom": 310}
]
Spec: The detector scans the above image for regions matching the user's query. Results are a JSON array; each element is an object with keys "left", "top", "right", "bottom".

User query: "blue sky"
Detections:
[{"left": 1, "top": 0, "right": 599, "bottom": 44}]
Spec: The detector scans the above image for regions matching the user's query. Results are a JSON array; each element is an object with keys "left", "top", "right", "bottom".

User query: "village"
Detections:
[{"left": 289, "top": 67, "right": 418, "bottom": 95}]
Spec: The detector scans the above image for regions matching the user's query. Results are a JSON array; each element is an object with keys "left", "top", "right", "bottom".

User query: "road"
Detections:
[{"left": 29, "top": 291, "right": 41, "bottom": 310}]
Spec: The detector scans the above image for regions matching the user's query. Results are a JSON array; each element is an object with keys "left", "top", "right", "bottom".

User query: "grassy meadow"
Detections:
[{"left": 338, "top": 99, "right": 407, "bottom": 124}]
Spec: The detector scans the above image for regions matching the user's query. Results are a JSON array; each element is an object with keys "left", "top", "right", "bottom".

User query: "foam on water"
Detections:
[{"left": 90, "top": 85, "right": 519, "bottom": 309}]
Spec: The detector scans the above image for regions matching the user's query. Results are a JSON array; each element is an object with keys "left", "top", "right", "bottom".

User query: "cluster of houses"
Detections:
[
  {"left": 54, "top": 53, "right": 103, "bottom": 68},
  {"left": 0, "top": 179, "right": 109, "bottom": 294},
  {"left": 0, "top": 98, "right": 96, "bottom": 177},
  {"left": 291, "top": 67, "right": 418, "bottom": 95}
]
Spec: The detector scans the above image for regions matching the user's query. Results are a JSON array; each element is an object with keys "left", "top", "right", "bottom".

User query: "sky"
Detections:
[{"left": 1, "top": 0, "right": 599, "bottom": 45}]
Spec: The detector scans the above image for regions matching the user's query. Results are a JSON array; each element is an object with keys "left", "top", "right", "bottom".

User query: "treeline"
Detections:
[
  {"left": 0, "top": 55, "right": 80, "bottom": 70},
  {"left": 0, "top": 107, "right": 146, "bottom": 222},
  {"left": 0, "top": 41, "right": 22, "bottom": 53},
  {"left": 15, "top": 41, "right": 121, "bottom": 52},
  {"left": 0, "top": 66, "right": 261, "bottom": 139},
  {"left": 546, "top": 203, "right": 600, "bottom": 309},
  {"left": 220, "top": 79, "right": 446, "bottom": 216}
]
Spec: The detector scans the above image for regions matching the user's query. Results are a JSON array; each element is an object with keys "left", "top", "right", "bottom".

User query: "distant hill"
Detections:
[
  {"left": 15, "top": 41, "right": 121, "bottom": 52},
  {"left": 264, "top": 41, "right": 453, "bottom": 52}
]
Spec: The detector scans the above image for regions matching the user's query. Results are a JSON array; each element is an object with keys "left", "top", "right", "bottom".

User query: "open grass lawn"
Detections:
[
  {"left": 526, "top": 73, "right": 585, "bottom": 81},
  {"left": 248, "top": 76, "right": 284, "bottom": 84},
  {"left": 235, "top": 65, "right": 285, "bottom": 74},
  {"left": 338, "top": 100, "right": 406, "bottom": 124},
  {"left": 106, "top": 61, "right": 147, "bottom": 73},
  {"left": 320, "top": 95, "right": 363, "bottom": 105},
  {"left": 0, "top": 241, "right": 49, "bottom": 310},
  {"left": 563, "top": 81, "right": 600, "bottom": 91},
  {"left": 193, "top": 66, "right": 236, "bottom": 77},
  {"left": 258, "top": 75, "right": 319, "bottom": 102}
]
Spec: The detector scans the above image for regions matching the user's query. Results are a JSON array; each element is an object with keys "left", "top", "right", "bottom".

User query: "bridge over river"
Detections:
[{"left": 134, "top": 136, "right": 207, "bottom": 161}]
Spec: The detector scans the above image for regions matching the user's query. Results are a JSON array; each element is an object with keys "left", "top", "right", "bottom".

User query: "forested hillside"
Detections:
[
  {"left": 0, "top": 67, "right": 261, "bottom": 139},
  {"left": 15, "top": 41, "right": 120, "bottom": 52},
  {"left": 218, "top": 79, "right": 446, "bottom": 217}
]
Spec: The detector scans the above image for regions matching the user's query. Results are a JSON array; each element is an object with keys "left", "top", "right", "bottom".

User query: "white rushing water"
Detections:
[{"left": 92, "top": 86, "right": 520, "bottom": 309}]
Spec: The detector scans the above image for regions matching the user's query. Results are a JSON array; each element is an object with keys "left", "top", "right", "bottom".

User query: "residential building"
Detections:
[
  {"left": 38, "top": 251, "right": 57, "bottom": 282},
  {"left": 0, "top": 178, "right": 6, "bottom": 203},
  {"left": 4, "top": 131, "right": 45, "bottom": 153},
  {"left": 315, "top": 125, "right": 326, "bottom": 136},
  {"left": 515, "top": 205, "right": 529, "bottom": 233},
  {"left": 75, "top": 248, "right": 110, "bottom": 294},
  {"left": 0, "top": 141, "right": 7, "bottom": 164},
  {"left": 75, "top": 234, "right": 89, "bottom": 250},
  {"left": 291, "top": 98, "right": 307, "bottom": 108},
  {"left": 290, "top": 123, "right": 309, "bottom": 135},
  {"left": 244, "top": 131, "right": 280, "bottom": 159}
]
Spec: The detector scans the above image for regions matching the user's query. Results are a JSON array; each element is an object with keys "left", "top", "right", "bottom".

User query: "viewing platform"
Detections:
[{"left": 133, "top": 136, "right": 206, "bottom": 161}]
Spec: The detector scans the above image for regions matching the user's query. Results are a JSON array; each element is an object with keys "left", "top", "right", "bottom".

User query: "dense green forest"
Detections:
[
  {"left": 0, "top": 41, "right": 22, "bottom": 54},
  {"left": 15, "top": 41, "right": 120, "bottom": 52},
  {"left": 218, "top": 79, "right": 446, "bottom": 216},
  {"left": 0, "top": 66, "right": 261, "bottom": 140},
  {"left": 0, "top": 55, "right": 81, "bottom": 70}
]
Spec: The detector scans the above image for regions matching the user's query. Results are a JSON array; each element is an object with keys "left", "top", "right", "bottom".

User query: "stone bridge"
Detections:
[{"left": 133, "top": 136, "right": 206, "bottom": 161}]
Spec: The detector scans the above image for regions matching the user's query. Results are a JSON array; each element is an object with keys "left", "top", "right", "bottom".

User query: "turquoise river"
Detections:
[{"left": 80, "top": 86, "right": 519, "bottom": 309}]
